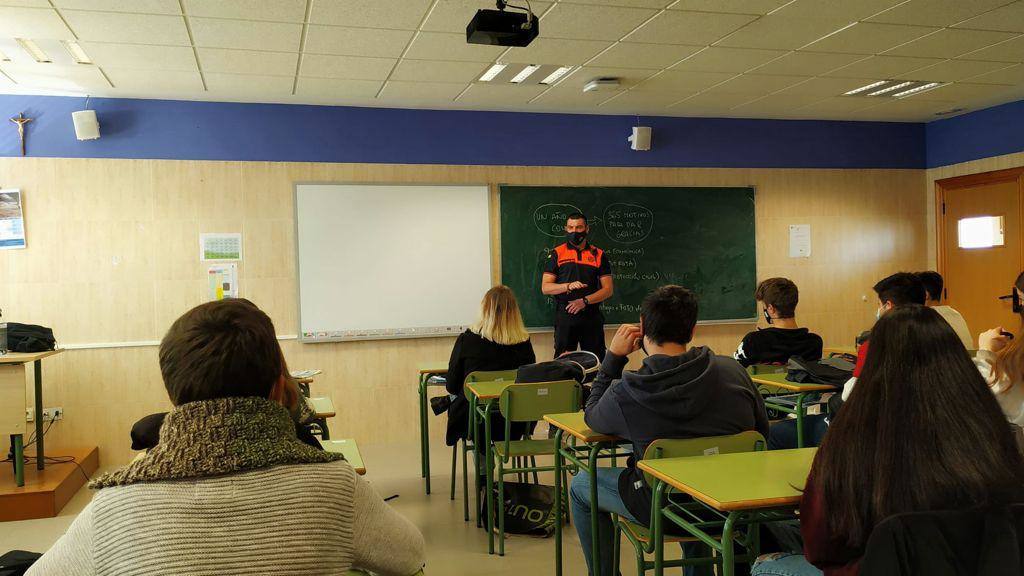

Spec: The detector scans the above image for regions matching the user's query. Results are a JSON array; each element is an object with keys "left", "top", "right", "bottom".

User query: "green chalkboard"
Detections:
[{"left": 499, "top": 186, "right": 756, "bottom": 328}]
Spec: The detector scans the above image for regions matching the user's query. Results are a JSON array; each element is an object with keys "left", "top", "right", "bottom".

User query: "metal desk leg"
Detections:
[
  {"left": 721, "top": 512, "right": 740, "bottom": 576},
  {"left": 34, "top": 360, "right": 43, "bottom": 470},
  {"left": 652, "top": 480, "right": 667, "bottom": 576},
  {"left": 12, "top": 435, "right": 24, "bottom": 486},
  {"left": 553, "top": 429, "right": 564, "bottom": 576},
  {"left": 588, "top": 444, "right": 602, "bottom": 576},
  {"left": 484, "top": 401, "right": 496, "bottom": 554},
  {"left": 419, "top": 374, "right": 431, "bottom": 494},
  {"left": 794, "top": 393, "right": 807, "bottom": 449}
]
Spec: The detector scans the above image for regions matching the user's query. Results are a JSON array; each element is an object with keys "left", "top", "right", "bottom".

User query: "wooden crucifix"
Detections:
[{"left": 9, "top": 113, "right": 33, "bottom": 156}]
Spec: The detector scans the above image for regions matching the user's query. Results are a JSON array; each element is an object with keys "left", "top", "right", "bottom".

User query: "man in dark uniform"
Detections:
[{"left": 541, "top": 212, "right": 614, "bottom": 359}]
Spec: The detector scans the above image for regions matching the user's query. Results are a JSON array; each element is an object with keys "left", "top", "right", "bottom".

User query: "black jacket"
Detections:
[
  {"left": 734, "top": 327, "right": 823, "bottom": 367},
  {"left": 860, "top": 506, "right": 1024, "bottom": 576},
  {"left": 444, "top": 329, "right": 536, "bottom": 446},
  {"left": 584, "top": 347, "right": 770, "bottom": 524}
]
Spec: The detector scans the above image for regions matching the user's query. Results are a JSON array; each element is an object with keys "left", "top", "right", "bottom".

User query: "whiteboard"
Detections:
[{"left": 295, "top": 183, "right": 492, "bottom": 342}]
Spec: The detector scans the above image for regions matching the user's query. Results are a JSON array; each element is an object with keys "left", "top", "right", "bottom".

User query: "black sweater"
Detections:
[
  {"left": 734, "top": 327, "right": 823, "bottom": 367},
  {"left": 584, "top": 347, "right": 770, "bottom": 524},
  {"left": 444, "top": 329, "right": 536, "bottom": 446}
]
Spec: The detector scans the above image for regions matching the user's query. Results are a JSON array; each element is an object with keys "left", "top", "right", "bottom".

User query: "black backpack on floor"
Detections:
[{"left": 0, "top": 551, "right": 41, "bottom": 576}]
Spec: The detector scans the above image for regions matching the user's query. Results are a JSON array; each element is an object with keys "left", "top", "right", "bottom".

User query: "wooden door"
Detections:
[{"left": 938, "top": 168, "right": 1024, "bottom": 337}]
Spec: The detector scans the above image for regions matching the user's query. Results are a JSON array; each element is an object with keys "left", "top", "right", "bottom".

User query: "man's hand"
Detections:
[
  {"left": 566, "top": 281, "right": 587, "bottom": 292},
  {"left": 608, "top": 324, "right": 643, "bottom": 357},
  {"left": 980, "top": 327, "right": 1011, "bottom": 353},
  {"left": 566, "top": 298, "right": 587, "bottom": 314}
]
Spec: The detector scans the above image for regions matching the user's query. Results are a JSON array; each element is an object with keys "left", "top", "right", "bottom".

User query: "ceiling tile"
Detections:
[
  {"left": 455, "top": 83, "right": 548, "bottom": 106},
  {"left": 55, "top": 0, "right": 181, "bottom": 14},
  {"left": 671, "top": 46, "right": 788, "bottom": 73},
  {"left": 915, "top": 81, "right": 1014, "bottom": 101},
  {"left": 0, "top": 0, "right": 50, "bottom": 6},
  {"left": 624, "top": 10, "right": 758, "bottom": 46},
  {"left": 530, "top": 84, "right": 621, "bottom": 109},
  {"left": 751, "top": 51, "right": 866, "bottom": 75},
  {"left": 301, "top": 54, "right": 396, "bottom": 80},
  {"left": 197, "top": 48, "right": 298, "bottom": 76},
  {"left": 103, "top": 67, "right": 203, "bottom": 91},
  {"left": 774, "top": 75, "right": 885, "bottom": 96},
  {"left": 715, "top": 16, "right": 852, "bottom": 50},
  {"left": 378, "top": 80, "right": 468, "bottom": 101},
  {"left": 570, "top": 0, "right": 673, "bottom": 7},
  {"left": 389, "top": 59, "right": 485, "bottom": 82},
  {"left": 803, "top": 22, "right": 939, "bottom": 55},
  {"left": 710, "top": 73, "right": 809, "bottom": 95},
  {"left": 190, "top": 18, "right": 302, "bottom": 52},
  {"left": 894, "top": 59, "right": 1016, "bottom": 82},
  {"left": 62, "top": 10, "right": 188, "bottom": 44},
  {"left": 772, "top": 0, "right": 908, "bottom": 21},
  {"left": 669, "top": 0, "right": 790, "bottom": 15},
  {"left": 205, "top": 73, "right": 294, "bottom": 94},
  {"left": 730, "top": 93, "right": 830, "bottom": 116},
  {"left": 633, "top": 69, "right": 736, "bottom": 92},
  {"left": 822, "top": 54, "right": 945, "bottom": 78},
  {"left": 868, "top": 0, "right": 1014, "bottom": 27},
  {"left": 588, "top": 42, "right": 703, "bottom": 69},
  {"left": 0, "top": 7, "right": 74, "bottom": 39},
  {"left": 791, "top": 96, "right": 877, "bottom": 114},
  {"left": 954, "top": 2, "right": 1024, "bottom": 33},
  {"left": 79, "top": 42, "right": 196, "bottom": 70},
  {"left": 884, "top": 29, "right": 1019, "bottom": 59},
  {"left": 504, "top": 38, "right": 612, "bottom": 65},
  {"left": 598, "top": 90, "right": 689, "bottom": 113},
  {"left": 672, "top": 91, "right": 761, "bottom": 109},
  {"left": 184, "top": 0, "right": 305, "bottom": 21},
  {"left": 852, "top": 97, "right": 959, "bottom": 121},
  {"left": 310, "top": 0, "right": 432, "bottom": 29},
  {"left": 540, "top": 4, "right": 659, "bottom": 41},
  {"left": 555, "top": 66, "right": 657, "bottom": 91},
  {"left": 305, "top": 25, "right": 413, "bottom": 57},
  {"left": 295, "top": 77, "right": 384, "bottom": 99},
  {"left": 0, "top": 61, "right": 110, "bottom": 91},
  {"left": 421, "top": 0, "right": 554, "bottom": 33},
  {"left": 966, "top": 62, "right": 1024, "bottom": 84},
  {"left": 963, "top": 36, "right": 1024, "bottom": 63}
]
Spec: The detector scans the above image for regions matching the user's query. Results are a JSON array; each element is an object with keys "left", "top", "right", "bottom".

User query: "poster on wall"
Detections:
[
  {"left": 0, "top": 189, "right": 26, "bottom": 250},
  {"left": 200, "top": 232, "right": 242, "bottom": 261},
  {"left": 208, "top": 263, "right": 238, "bottom": 301}
]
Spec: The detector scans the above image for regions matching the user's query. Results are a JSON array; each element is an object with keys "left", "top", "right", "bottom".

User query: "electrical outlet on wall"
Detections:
[
  {"left": 42, "top": 407, "right": 63, "bottom": 421},
  {"left": 26, "top": 408, "right": 33, "bottom": 422}
]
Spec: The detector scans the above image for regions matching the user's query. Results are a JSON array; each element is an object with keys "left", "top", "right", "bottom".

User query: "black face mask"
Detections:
[
  {"left": 568, "top": 231, "right": 587, "bottom": 246},
  {"left": 763, "top": 309, "right": 773, "bottom": 325}
]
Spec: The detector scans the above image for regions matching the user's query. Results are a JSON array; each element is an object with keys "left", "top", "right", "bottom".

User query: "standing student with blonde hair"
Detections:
[{"left": 976, "top": 271, "right": 1024, "bottom": 426}]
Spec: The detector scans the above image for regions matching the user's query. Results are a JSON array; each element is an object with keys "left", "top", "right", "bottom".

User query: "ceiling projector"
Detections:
[{"left": 467, "top": 0, "right": 539, "bottom": 47}]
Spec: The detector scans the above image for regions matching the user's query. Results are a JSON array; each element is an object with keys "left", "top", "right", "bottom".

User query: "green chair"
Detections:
[
  {"left": 613, "top": 431, "right": 767, "bottom": 575},
  {"left": 491, "top": 380, "right": 580, "bottom": 556},
  {"left": 454, "top": 370, "right": 518, "bottom": 523}
]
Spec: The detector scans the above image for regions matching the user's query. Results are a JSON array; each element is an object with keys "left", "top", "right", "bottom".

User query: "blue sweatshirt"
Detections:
[{"left": 584, "top": 346, "right": 770, "bottom": 524}]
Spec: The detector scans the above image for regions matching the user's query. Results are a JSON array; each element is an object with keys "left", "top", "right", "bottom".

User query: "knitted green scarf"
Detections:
[{"left": 91, "top": 396, "right": 343, "bottom": 489}]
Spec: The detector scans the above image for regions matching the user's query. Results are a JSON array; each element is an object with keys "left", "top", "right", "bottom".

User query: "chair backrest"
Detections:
[
  {"left": 640, "top": 431, "right": 766, "bottom": 488},
  {"left": 465, "top": 369, "right": 518, "bottom": 384},
  {"left": 748, "top": 364, "right": 786, "bottom": 376},
  {"left": 495, "top": 380, "right": 579, "bottom": 459}
]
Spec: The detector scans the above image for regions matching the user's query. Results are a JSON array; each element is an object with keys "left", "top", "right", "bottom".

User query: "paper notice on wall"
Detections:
[
  {"left": 0, "top": 189, "right": 26, "bottom": 250},
  {"left": 208, "top": 263, "right": 238, "bottom": 301},
  {"left": 200, "top": 232, "right": 242, "bottom": 261},
  {"left": 789, "top": 224, "right": 811, "bottom": 258}
]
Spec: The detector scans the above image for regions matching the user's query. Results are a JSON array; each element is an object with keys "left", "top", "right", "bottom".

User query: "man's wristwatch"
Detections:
[{"left": 582, "top": 296, "right": 590, "bottom": 306}]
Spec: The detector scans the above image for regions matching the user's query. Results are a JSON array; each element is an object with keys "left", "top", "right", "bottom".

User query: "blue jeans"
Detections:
[
  {"left": 767, "top": 415, "right": 829, "bottom": 450},
  {"left": 570, "top": 468, "right": 712, "bottom": 576},
  {"left": 751, "top": 554, "right": 822, "bottom": 576}
]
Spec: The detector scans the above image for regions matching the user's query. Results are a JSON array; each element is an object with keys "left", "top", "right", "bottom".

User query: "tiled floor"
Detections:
[{"left": 2, "top": 441, "right": 689, "bottom": 575}]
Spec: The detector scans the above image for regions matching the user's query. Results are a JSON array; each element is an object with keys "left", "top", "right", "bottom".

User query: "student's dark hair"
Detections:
[
  {"left": 915, "top": 271, "right": 944, "bottom": 302},
  {"left": 567, "top": 212, "right": 587, "bottom": 223},
  {"left": 640, "top": 285, "right": 698, "bottom": 345},
  {"left": 813, "top": 305, "right": 1024, "bottom": 549},
  {"left": 872, "top": 272, "right": 926, "bottom": 307},
  {"left": 754, "top": 277, "right": 799, "bottom": 318},
  {"left": 159, "top": 298, "right": 284, "bottom": 406}
]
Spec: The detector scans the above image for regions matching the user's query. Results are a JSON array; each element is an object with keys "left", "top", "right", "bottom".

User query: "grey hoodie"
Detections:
[{"left": 584, "top": 346, "right": 769, "bottom": 524}]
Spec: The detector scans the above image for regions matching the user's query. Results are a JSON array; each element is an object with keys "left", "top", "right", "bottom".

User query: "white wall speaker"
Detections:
[
  {"left": 628, "top": 126, "right": 651, "bottom": 151},
  {"left": 72, "top": 110, "right": 100, "bottom": 141}
]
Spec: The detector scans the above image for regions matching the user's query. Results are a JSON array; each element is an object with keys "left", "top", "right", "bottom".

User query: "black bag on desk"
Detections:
[
  {"left": 3, "top": 323, "right": 56, "bottom": 353},
  {"left": 0, "top": 550, "right": 42, "bottom": 576},
  {"left": 786, "top": 356, "right": 852, "bottom": 388}
]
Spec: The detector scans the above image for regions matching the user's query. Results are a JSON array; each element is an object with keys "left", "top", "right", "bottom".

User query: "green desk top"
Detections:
[
  {"left": 749, "top": 372, "right": 837, "bottom": 393},
  {"left": 322, "top": 438, "right": 365, "bottom": 475},
  {"left": 418, "top": 362, "right": 448, "bottom": 375},
  {"left": 466, "top": 380, "right": 511, "bottom": 401},
  {"left": 543, "top": 411, "right": 621, "bottom": 444},
  {"left": 638, "top": 448, "right": 815, "bottom": 511},
  {"left": 823, "top": 346, "right": 857, "bottom": 356}
]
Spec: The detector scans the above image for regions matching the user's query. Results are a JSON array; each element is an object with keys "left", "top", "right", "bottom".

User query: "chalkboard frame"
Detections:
[{"left": 498, "top": 184, "right": 759, "bottom": 331}]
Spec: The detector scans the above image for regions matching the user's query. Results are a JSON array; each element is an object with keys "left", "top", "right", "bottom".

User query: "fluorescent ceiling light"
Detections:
[
  {"left": 867, "top": 81, "right": 913, "bottom": 96},
  {"left": 479, "top": 63, "right": 506, "bottom": 82},
  {"left": 539, "top": 66, "right": 572, "bottom": 85},
  {"left": 510, "top": 64, "right": 540, "bottom": 83},
  {"left": 843, "top": 80, "right": 887, "bottom": 95},
  {"left": 892, "top": 82, "right": 942, "bottom": 98},
  {"left": 16, "top": 38, "right": 50, "bottom": 63},
  {"left": 63, "top": 40, "right": 92, "bottom": 65}
]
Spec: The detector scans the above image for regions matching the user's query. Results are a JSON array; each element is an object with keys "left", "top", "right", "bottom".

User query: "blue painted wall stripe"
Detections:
[
  {"left": 926, "top": 99, "right": 1024, "bottom": 169},
  {"left": 0, "top": 94, "right": 927, "bottom": 169}
]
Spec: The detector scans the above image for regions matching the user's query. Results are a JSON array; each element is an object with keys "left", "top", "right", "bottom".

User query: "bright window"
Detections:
[{"left": 958, "top": 215, "right": 1005, "bottom": 249}]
